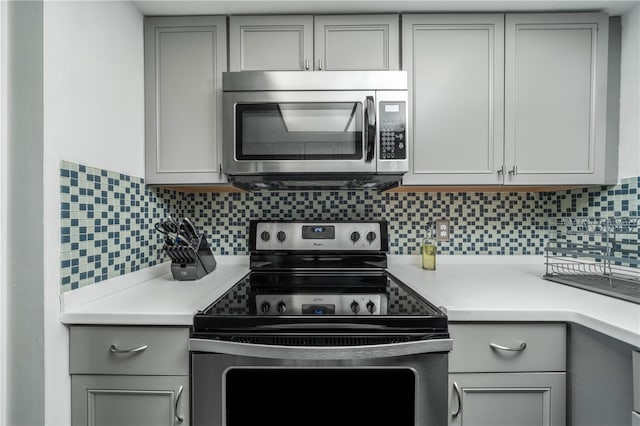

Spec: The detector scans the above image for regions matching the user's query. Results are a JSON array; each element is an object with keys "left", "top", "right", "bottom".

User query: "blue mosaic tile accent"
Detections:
[
  {"left": 59, "top": 161, "right": 181, "bottom": 292},
  {"left": 189, "top": 190, "right": 556, "bottom": 256},
  {"left": 550, "top": 177, "right": 640, "bottom": 268},
  {"left": 60, "top": 160, "right": 639, "bottom": 292}
]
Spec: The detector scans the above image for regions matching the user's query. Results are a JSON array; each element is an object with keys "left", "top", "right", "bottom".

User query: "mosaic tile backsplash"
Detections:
[{"left": 60, "top": 160, "right": 639, "bottom": 292}]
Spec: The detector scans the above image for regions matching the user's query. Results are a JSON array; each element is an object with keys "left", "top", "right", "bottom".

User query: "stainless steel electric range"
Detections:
[{"left": 190, "top": 220, "right": 452, "bottom": 426}]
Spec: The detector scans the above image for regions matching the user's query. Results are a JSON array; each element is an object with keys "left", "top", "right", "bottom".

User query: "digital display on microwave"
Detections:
[
  {"left": 384, "top": 104, "right": 400, "bottom": 112},
  {"left": 302, "top": 225, "right": 335, "bottom": 239}
]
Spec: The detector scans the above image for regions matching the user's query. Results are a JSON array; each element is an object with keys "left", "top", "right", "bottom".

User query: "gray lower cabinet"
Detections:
[
  {"left": 635, "top": 351, "right": 640, "bottom": 425},
  {"left": 229, "top": 14, "right": 399, "bottom": 72},
  {"left": 449, "top": 372, "right": 566, "bottom": 426},
  {"left": 70, "top": 326, "right": 190, "bottom": 426},
  {"left": 448, "top": 323, "right": 567, "bottom": 426},
  {"left": 634, "top": 351, "right": 640, "bottom": 412},
  {"left": 72, "top": 375, "right": 189, "bottom": 426},
  {"left": 568, "top": 324, "right": 635, "bottom": 426},
  {"left": 144, "top": 16, "right": 227, "bottom": 185}
]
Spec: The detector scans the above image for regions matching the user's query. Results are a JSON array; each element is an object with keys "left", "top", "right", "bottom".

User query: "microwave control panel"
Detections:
[{"left": 379, "top": 101, "right": 407, "bottom": 160}]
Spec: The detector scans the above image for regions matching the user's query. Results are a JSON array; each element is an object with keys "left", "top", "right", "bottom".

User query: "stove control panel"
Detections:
[
  {"left": 254, "top": 221, "right": 385, "bottom": 251},
  {"left": 255, "top": 294, "right": 388, "bottom": 316}
]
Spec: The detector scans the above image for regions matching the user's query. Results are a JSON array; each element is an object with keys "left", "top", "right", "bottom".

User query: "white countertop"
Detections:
[
  {"left": 60, "top": 257, "right": 250, "bottom": 326},
  {"left": 388, "top": 257, "right": 640, "bottom": 348},
  {"left": 60, "top": 255, "right": 640, "bottom": 348}
]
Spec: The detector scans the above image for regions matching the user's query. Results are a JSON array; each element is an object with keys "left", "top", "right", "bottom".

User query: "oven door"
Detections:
[
  {"left": 223, "top": 91, "right": 377, "bottom": 175},
  {"left": 191, "top": 339, "right": 451, "bottom": 426}
]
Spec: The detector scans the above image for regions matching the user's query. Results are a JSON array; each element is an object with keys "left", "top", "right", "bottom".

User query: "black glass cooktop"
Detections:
[
  {"left": 203, "top": 271, "right": 438, "bottom": 316},
  {"left": 192, "top": 271, "right": 448, "bottom": 342}
]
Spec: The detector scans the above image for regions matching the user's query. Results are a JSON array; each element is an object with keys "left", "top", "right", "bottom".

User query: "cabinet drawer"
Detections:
[
  {"left": 449, "top": 323, "right": 566, "bottom": 373},
  {"left": 70, "top": 326, "right": 189, "bottom": 375}
]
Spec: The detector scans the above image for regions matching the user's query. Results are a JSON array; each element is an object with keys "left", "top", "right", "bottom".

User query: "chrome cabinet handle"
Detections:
[
  {"left": 219, "top": 163, "right": 222, "bottom": 174},
  {"left": 317, "top": 58, "right": 322, "bottom": 70},
  {"left": 508, "top": 165, "right": 518, "bottom": 176},
  {"left": 489, "top": 342, "right": 527, "bottom": 352},
  {"left": 109, "top": 344, "right": 148, "bottom": 354},
  {"left": 452, "top": 381, "right": 462, "bottom": 418},
  {"left": 174, "top": 385, "right": 184, "bottom": 424},
  {"left": 305, "top": 59, "right": 309, "bottom": 70},
  {"left": 497, "top": 165, "right": 505, "bottom": 175}
]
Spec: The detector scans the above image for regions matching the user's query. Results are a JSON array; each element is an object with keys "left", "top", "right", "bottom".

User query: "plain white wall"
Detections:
[
  {"left": 619, "top": 3, "right": 640, "bottom": 179},
  {"left": 42, "top": 1, "right": 144, "bottom": 424}
]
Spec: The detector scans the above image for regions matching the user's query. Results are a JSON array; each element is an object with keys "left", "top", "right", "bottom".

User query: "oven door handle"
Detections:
[{"left": 189, "top": 338, "right": 452, "bottom": 360}]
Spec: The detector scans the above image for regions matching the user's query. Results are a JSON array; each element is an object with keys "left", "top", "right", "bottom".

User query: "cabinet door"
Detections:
[
  {"left": 402, "top": 15, "right": 505, "bottom": 185},
  {"left": 144, "top": 16, "right": 227, "bottom": 185},
  {"left": 229, "top": 15, "right": 313, "bottom": 71},
  {"left": 449, "top": 373, "right": 566, "bottom": 426},
  {"left": 72, "top": 375, "right": 189, "bottom": 426},
  {"left": 313, "top": 15, "right": 399, "bottom": 71},
  {"left": 504, "top": 13, "right": 609, "bottom": 185}
]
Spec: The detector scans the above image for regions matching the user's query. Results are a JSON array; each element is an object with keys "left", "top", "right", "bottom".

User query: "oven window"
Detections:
[
  {"left": 235, "top": 103, "right": 363, "bottom": 160},
  {"left": 225, "top": 367, "right": 415, "bottom": 425}
]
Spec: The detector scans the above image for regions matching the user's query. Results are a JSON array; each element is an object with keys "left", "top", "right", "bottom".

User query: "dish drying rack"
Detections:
[{"left": 544, "top": 216, "right": 640, "bottom": 304}]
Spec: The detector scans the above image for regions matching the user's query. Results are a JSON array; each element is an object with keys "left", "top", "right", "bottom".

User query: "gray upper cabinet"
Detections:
[
  {"left": 229, "top": 14, "right": 399, "bottom": 72},
  {"left": 504, "top": 13, "right": 612, "bottom": 185},
  {"left": 229, "top": 15, "right": 313, "bottom": 71},
  {"left": 403, "top": 12, "right": 614, "bottom": 187},
  {"left": 314, "top": 15, "right": 399, "bottom": 70},
  {"left": 144, "top": 16, "right": 227, "bottom": 185},
  {"left": 402, "top": 14, "right": 504, "bottom": 185}
]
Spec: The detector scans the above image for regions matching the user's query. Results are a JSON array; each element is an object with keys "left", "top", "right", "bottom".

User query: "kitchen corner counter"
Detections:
[
  {"left": 60, "top": 257, "right": 250, "bottom": 325},
  {"left": 60, "top": 255, "right": 640, "bottom": 348},
  {"left": 387, "top": 257, "right": 640, "bottom": 348}
]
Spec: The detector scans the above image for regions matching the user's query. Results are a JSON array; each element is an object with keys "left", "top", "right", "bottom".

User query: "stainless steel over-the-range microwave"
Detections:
[{"left": 222, "top": 71, "right": 409, "bottom": 191}]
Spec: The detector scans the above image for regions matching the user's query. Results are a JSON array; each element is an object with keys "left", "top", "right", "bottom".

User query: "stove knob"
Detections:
[
  {"left": 350, "top": 231, "right": 360, "bottom": 243},
  {"left": 366, "top": 300, "right": 377, "bottom": 314},
  {"left": 276, "top": 231, "right": 287, "bottom": 242},
  {"left": 260, "top": 302, "right": 271, "bottom": 314},
  {"left": 277, "top": 301, "right": 287, "bottom": 314},
  {"left": 366, "top": 231, "right": 377, "bottom": 243},
  {"left": 260, "top": 231, "right": 270, "bottom": 242},
  {"left": 350, "top": 301, "right": 360, "bottom": 314}
]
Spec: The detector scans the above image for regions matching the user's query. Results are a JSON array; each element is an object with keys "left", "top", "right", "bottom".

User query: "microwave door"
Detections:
[{"left": 224, "top": 91, "right": 377, "bottom": 175}]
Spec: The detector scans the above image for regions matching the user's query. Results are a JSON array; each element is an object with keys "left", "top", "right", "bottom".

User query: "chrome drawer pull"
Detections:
[
  {"left": 175, "top": 385, "right": 184, "bottom": 424},
  {"left": 452, "top": 381, "right": 462, "bottom": 418},
  {"left": 489, "top": 342, "right": 527, "bottom": 352},
  {"left": 109, "top": 344, "right": 148, "bottom": 354}
]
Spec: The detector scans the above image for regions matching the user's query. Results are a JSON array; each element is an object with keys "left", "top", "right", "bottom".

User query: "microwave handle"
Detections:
[{"left": 364, "top": 96, "right": 376, "bottom": 162}]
